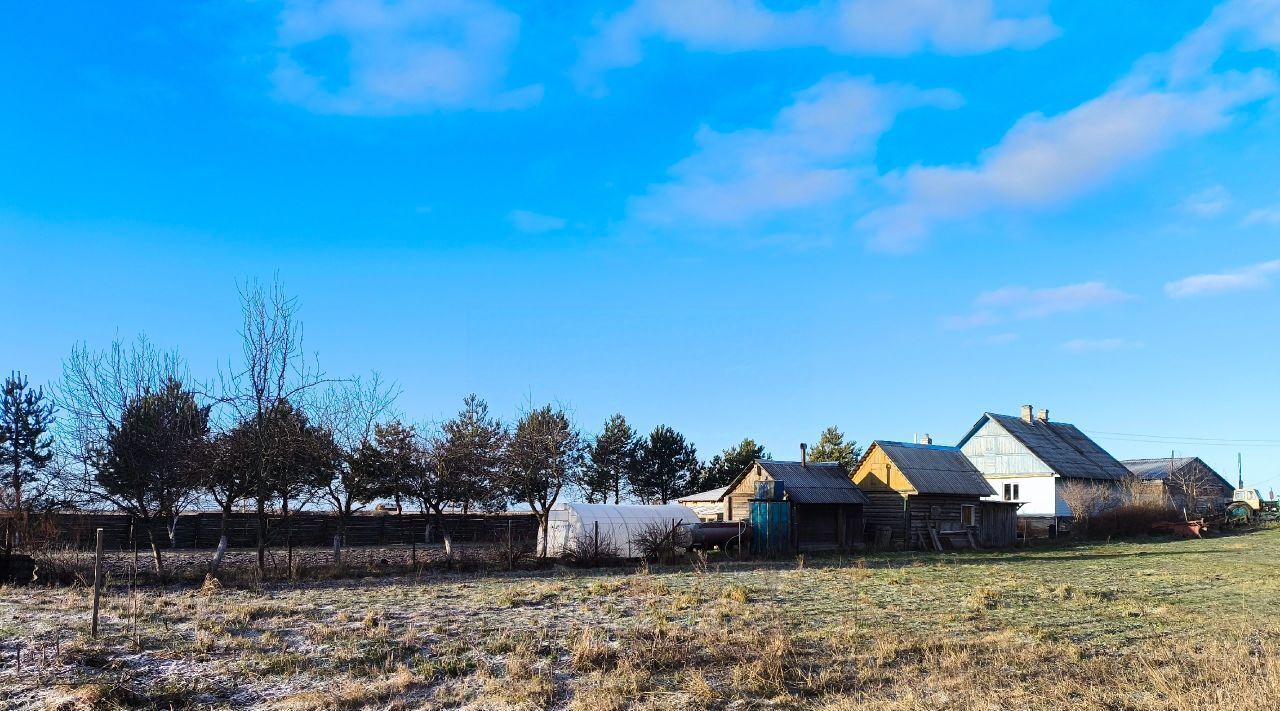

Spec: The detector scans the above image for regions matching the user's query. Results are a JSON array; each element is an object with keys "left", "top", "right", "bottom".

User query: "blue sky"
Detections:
[{"left": 4, "top": 1, "right": 1280, "bottom": 491}]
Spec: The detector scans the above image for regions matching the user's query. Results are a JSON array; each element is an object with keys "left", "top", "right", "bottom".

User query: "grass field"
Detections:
[{"left": 3, "top": 529, "right": 1279, "bottom": 710}]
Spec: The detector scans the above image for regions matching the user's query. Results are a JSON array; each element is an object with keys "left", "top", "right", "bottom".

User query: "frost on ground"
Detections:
[{"left": 2, "top": 530, "right": 1279, "bottom": 710}]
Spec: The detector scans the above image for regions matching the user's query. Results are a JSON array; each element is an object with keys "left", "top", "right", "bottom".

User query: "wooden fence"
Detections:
[{"left": 4, "top": 511, "right": 538, "bottom": 551}]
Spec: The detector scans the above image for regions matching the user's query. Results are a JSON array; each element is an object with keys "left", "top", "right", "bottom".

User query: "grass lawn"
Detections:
[{"left": 2, "top": 528, "right": 1278, "bottom": 710}]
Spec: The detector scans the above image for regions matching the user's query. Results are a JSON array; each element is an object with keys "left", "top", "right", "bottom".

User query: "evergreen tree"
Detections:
[
  {"left": 433, "top": 394, "right": 507, "bottom": 514},
  {"left": 808, "top": 426, "right": 862, "bottom": 472},
  {"left": 582, "top": 414, "right": 639, "bottom": 504},
  {"left": 631, "top": 425, "right": 699, "bottom": 504},
  {"left": 699, "top": 438, "right": 768, "bottom": 491},
  {"left": 1, "top": 372, "right": 55, "bottom": 547},
  {"left": 358, "top": 420, "right": 419, "bottom": 512},
  {"left": 93, "top": 378, "right": 209, "bottom": 576},
  {"left": 503, "top": 405, "right": 583, "bottom": 557}
]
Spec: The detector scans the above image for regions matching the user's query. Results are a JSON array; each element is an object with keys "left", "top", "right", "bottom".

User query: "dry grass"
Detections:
[{"left": 3, "top": 530, "right": 1278, "bottom": 709}]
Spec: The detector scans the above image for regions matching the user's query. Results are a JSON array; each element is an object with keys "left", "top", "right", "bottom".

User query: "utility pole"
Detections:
[{"left": 1238, "top": 452, "right": 1244, "bottom": 490}]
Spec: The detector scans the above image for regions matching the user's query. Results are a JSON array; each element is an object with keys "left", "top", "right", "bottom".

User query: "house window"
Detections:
[
  {"left": 1003, "top": 483, "right": 1020, "bottom": 501},
  {"left": 961, "top": 504, "right": 976, "bottom": 526}
]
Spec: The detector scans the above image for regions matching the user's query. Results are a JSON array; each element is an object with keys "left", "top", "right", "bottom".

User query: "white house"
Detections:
[{"left": 956, "top": 405, "right": 1129, "bottom": 533}]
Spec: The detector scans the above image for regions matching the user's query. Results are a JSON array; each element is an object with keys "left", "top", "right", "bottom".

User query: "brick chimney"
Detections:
[
  {"left": 1036, "top": 408, "right": 1049, "bottom": 423},
  {"left": 920, "top": 433, "right": 933, "bottom": 445},
  {"left": 1021, "top": 404, "right": 1034, "bottom": 423},
  {"left": 800, "top": 442, "right": 807, "bottom": 467}
]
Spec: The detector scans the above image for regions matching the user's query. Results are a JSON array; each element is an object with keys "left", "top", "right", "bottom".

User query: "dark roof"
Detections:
[
  {"left": 754, "top": 460, "right": 870, "bottom": 505},
  {"left": 874, "top": 441, "right": 996, "bottom": 497},
  {"left": 1122, "top": 457, "right": 1234, "bottom": 490},
  {"left": 970, "top": 413, "right": 1129, "bottom": 481}
]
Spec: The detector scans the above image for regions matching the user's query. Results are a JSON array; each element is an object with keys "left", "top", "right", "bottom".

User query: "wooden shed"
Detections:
[
  {"left": 852, "top": 440, "right": 1008, "bottom": 549},
  {"left": 721, "top": 459, "right": 868, "bottom": 552}
]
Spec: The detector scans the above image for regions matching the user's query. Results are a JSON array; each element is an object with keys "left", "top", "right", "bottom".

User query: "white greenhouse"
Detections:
[{"left": 539, "top": 503, "right": 701, "bottom": 559}]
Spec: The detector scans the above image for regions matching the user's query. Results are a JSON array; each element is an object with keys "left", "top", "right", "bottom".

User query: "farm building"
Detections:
[
  {"left": 958, "top": 405, "right": 1129, "bottom": 535},
  {"left": 720, "top": 458, "right": 868, "bottom": 552},
  {"left": 539, "top": 503, "right": 700, "bottom": 559},
  {"left": 677, "top": 486, "right": 729, "bottom": 521},
  {"left": 851, "top": 439, "right": 1013, "bottom": 549},
  {"left": 1122, "top": 457, "right": 1234, "bottom": 514}
]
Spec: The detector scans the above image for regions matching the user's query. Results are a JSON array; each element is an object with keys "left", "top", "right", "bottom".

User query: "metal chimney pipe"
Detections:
[{"left": 800, "top": 442, "right": 807, "bottom": 467}]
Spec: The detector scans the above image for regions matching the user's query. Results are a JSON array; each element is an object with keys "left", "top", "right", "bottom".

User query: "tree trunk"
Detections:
[
  {"left": 333, "top": 534, "right": 342, "bottom": 567},
  {"left": 538, "top": 513, "right": 549, "bottom": 559},
  {"left": 211, "top": 503, "right": 231, "bottom": 572},
  {"left": 147, "top": 528, "right": 165, "bottom": 578}
]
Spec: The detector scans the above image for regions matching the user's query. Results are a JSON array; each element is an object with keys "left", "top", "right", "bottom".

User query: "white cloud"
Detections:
[
  {"left": 859, "top": 0, "right": 1280, "bottom": 251},
  {"left": 509, "top": 209, "right": 567, "bottom": 233},
  {"left": 576, "top": 0, "right": 1057, "bottom": 87},
  {"left": 1181, "top": 185, "right": 1232, "bottom": 217},
  {"left": 1242, "top": 205, "right": 1280, "bottom": 225},
  {"left": 1165, "top": 259, "right": 1280, "bottom": 297},
  {"left": 947, "top": 281, "right": 1132, "bottom": 329},
  {"left": 1061, "top": 338, "right": 1141, "bottom": 353},
  {"left": 272, "top": 0, "right": 541, "bottom": 114},
  {"left": 628, "top": 75, "right": 959, "bottom": 233}
]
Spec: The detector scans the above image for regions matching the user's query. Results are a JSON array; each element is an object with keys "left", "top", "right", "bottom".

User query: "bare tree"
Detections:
[
  {"left": 1059, "top": 480, "right": 1115, "bottom": 535},
  {"left": 216, "top": 278, "right": 334, "bottom": 575},
  {"left": 1166, "top": 460, "right": 1219, "bottom": 517},
  {"left": 56, "top": 335, "right": 190, "bottom": 502},
  {"left": 315, "top": 374, "right": 400, "bottom": 562}
]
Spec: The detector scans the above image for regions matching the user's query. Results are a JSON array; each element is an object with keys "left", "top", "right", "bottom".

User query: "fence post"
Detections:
[
  {"left": 91, "top": 528, "right": 104, "bottom": 638},
  {"left": 507, "top": 519, "right": 514, "bottom": 570}
]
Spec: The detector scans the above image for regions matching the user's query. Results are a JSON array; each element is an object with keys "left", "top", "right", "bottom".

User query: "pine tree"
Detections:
[
  {"left": 433, "top": 394, "right": 508, "bottom": 514},
  {"left": 631, "top": 425, "right": 699, "bottom": 504},
  {"left": 699, "top": 438, "right": 768, "bottom": 491},
  {"left": 582, "top": 414, "right": 640, "bottom": 504},
  {"left": 93, "top": 378, "right": 209, "bottom": 576},
  {"left": 1, "top": 372, "right": 55, "bottom": 545},
  {"left": 808, "top": 426, "right": 862, "bottom": 472}
]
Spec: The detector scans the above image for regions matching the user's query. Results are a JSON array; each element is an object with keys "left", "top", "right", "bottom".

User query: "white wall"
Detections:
[
  {"left": 981, "top": 475, "right": 1060, "bottom": 517},
  {"left": 963, "top": 418, "right": 1062, "bottom": 517}
]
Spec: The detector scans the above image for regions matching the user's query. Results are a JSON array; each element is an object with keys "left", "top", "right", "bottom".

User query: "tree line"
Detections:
[{"left": 1, "top": 279, "right": 862, "bottom": 573}]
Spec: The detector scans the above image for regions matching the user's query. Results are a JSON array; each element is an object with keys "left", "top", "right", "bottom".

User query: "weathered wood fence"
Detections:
[{"left": 5, "top": 511, "right": 538, "bottom": 551}]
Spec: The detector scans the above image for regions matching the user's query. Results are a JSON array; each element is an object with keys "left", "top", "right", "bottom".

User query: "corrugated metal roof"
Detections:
[
  {"left": 756, "top": 460, "right": 870, "bottom": 505},
  {"left": 874, "top": 441, "right": 996, "bottom": 497},
  {"left": 1122, "top": 457, "right": 1233, "bottom": 490},
  {"left": 985, "top": 413, "right": 1129, "bottom": 481},
  {"left": 1122, "top": 457, "right": 1197, "bottom": 480},
  {"left": 678, "top": 486, "right": 729, "bottom": 503}
]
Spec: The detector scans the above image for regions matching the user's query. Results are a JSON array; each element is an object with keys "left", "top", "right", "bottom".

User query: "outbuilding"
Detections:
[
  {"left": 1122, "top": 457, "right": 1234, "bottom": 514},
  {"left": 852, "top": 439, "right": 1008, "bottom": 549},
  {"left": 720, "top": 458, "right": 868, "bottom": 552},
  {"left": 677, "top": 486, "right": 729, "bottom": 521}
]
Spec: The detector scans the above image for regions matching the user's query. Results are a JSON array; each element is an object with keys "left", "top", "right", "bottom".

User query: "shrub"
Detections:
[
  {"left": 1086, "top": 501, "right": 1180, "bottom": 539},
  {"left": 629, "top": 520, "right": 692, "bottom": 563},
  {"left": 561, "top": 531, "right": 623, "bottom": 567}
]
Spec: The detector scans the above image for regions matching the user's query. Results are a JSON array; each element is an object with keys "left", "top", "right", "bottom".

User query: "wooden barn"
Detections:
[
  {"left": 720, "top": 458, "right": 868, "bottom": 552},
  {"left": 852, "top": 439, "right": 1012, "bottom": 549},
  {"left": 1122, "top": 457, "right": 1235, "bottom": 514}
]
